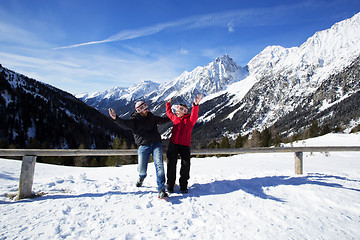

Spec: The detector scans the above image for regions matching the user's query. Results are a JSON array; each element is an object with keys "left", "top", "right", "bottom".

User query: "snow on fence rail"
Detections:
[{"left": 1, "top": 146, "right": 360, "bottom": 200}]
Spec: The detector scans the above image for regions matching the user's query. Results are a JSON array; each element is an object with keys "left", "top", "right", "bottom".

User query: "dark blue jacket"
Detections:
[{"left": 114, "top": 111, "right": 170, "bottom": 146}]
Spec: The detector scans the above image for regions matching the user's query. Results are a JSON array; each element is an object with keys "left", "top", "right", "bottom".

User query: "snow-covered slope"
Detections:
[{"left": 1, "top": 133, "right": 360, "bottom": 239}]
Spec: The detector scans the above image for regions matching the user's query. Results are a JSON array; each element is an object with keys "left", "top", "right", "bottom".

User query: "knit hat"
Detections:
[
  {"left": 176, "top": 104, "right": 188, "bottom": 114},
  {"left": 135, "top": 101, "right": 148, "bottom": 113}
]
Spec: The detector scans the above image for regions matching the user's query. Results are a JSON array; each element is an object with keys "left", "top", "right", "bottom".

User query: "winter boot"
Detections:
[
  {"left": 158, "top": 190, "right": 169, "bottom": 199},
  {"left": 167, "top": 185, "right": 174, "bottom": 193},
  {"left": 136, "top": 178, "right": 144, "bottom": 187}
]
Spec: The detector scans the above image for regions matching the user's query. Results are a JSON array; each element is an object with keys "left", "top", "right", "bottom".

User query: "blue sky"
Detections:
[{"left": 1, "top": 0, "right": 360, "bottom": 95}]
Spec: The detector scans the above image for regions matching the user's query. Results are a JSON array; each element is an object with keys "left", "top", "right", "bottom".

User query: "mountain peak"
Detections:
[
  {"left": 209, "top": 54, "right": 245, "bottom": 75},
  {"left": 215, "top": 54, "right": 232, "bottom": 62}
]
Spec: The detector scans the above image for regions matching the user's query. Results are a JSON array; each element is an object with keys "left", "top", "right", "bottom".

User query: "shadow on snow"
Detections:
[
  {"left": 1, "top": 173, "right": 359, "bottom": 205},
  {"left": 166, "top": 173, "right": 360, "bottom": 204}
]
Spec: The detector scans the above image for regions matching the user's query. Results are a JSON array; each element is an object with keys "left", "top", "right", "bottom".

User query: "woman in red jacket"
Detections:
[{"left": 166, "top": 95, "right": 202, "bottom": 193}]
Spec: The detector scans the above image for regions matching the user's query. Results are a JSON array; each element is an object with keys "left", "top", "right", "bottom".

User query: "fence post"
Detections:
[
  {"left": 294, "top": 152, "right": 303, "bottom": 175},
  {"left": 18, "top": 155, "right": 37, "bottom": 200}
]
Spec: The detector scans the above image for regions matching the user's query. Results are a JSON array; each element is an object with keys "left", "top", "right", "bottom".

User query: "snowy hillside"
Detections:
[{"left": 1, "top": 133, "right": 360, "bottom": 239}]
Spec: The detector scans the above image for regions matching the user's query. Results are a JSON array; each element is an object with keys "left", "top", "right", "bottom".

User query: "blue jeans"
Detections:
[{"left": 137, "top": 142, "right": 165, "bottom": 191}]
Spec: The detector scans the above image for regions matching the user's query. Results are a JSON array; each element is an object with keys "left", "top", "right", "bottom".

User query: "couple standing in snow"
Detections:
[{"left": 108, "top": 95, "right": 203, "bottom": 199}]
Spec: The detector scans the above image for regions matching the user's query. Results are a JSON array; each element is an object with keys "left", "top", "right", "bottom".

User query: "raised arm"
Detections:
[
  {"left": 108, "top": 108, "right": 136, "bottom": 131},
  {"left": 190, "top": 95, "right": 202, "bottom": 125},
  {"left": 166, "top": 99, "right": 180, "bottom": 123}
]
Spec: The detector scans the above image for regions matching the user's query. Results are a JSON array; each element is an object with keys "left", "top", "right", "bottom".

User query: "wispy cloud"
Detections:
[
  {"left": 55, "top": 3, "right": 311, "bottom": 50},
  {"left": 54, "top": 21, "right": 182, "bottom": 49}
]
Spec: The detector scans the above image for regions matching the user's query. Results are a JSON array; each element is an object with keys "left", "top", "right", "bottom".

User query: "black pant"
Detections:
[{"left": 166, "top": 142, "right": 191, "bottom": 190}]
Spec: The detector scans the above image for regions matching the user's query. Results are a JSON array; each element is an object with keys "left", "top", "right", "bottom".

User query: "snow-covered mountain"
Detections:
[
  {"left": 148, "top": 54, "right": 248, "bottom": 104},
  {"left": 76, "top": 80, "right": 160, "bottom": 103},
  {"left": 77, "top": 12, "right": 360, "bottom": 146},
  {"left": 77, "top": 54, "right": 248, "bottom": 116},
  {"left": 75, "top": 80, "right": 160, "bottom": 114}
]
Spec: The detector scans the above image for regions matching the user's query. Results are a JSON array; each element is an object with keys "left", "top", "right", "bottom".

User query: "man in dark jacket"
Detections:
[{"left": 109, "top": 101, "right": 170, "bottom": 199}]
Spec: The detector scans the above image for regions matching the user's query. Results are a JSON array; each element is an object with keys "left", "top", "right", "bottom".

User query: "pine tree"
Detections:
[
  {"left": 320, "top": 124, "right": 330, "bottom": 136},
  {"left": 220, "top": 136, "right": 231, "bottom": 148},
  {"left": 27, "top": 138, "right": 40, "bottom": 149},
  {"left": 208, "top": 140, "right": 219, "bottom": 149},
  {"left": 106, "top": 136, "right": 130, "bottom": 166},
  {"left": 351, "top": 124, "right": 360, "bottom": 133},
  {"left": 309, "top": 120, "right": 319, "bottom": 138},
  {"left": 111, "top": 136, "right": 124, "bottom": 149},
  {"left": 273, "top": 133, "right": 282, "bottom": 147},
  {"left": 260, "top": 127, "right": 271, "bottom": 147},
  {"left": 234, "top": 134, "right": 245, "bottom": 148}
]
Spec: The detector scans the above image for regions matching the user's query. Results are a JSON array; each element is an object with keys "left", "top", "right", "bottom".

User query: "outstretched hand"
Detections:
[
  {"left": 194, "top": 95, "right": 203, "bottom": 105},
  {"left": 108, "top": 108, "right": 117, "bottom": 120}
]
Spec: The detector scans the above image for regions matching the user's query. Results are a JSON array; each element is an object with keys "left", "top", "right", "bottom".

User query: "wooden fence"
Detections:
[{"left": 1, "top": 146, "right": 359, "bottom": 200}]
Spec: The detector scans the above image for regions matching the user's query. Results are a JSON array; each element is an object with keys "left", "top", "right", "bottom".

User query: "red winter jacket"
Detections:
[{"left": 166, "top": 102, "right": 199, "bottom": 147}]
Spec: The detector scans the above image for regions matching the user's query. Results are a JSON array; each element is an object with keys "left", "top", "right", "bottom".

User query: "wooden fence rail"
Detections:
[{"left": 1, "top": 146, "right": 360, "bottom": 200}]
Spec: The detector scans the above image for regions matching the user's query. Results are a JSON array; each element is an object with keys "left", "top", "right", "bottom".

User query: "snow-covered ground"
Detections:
[{"left": 1, "top": 133, "right": 360, "bottom": 239}]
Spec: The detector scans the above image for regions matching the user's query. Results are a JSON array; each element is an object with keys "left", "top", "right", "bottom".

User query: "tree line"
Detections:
[
  {"left": 204, "top": 120, "right": 360, "bottom": 149},
  {"left": 0, "top": 66, "right": 133, "bottom": 166}
]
